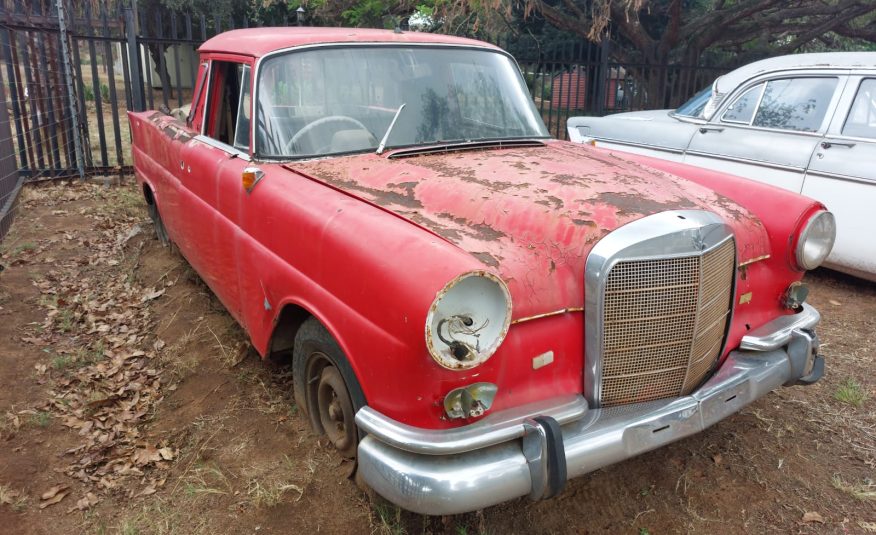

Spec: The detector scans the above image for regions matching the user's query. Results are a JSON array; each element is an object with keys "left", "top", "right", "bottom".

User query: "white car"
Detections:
[{"left": 568, "top": 52, "right": 876, "bottom": 281}]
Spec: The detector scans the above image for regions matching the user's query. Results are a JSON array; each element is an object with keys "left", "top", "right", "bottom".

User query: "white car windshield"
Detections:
[
  {"left": 673, "top": 87, "right": 712, "bottom": 118},
  {"left": 255, "top": 46, "right": 549, "bottom": 159}
]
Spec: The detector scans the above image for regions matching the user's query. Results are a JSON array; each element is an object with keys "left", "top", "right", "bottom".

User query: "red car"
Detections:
[{"left": 129, "top": 28, "right": 833, "bottom": 515}]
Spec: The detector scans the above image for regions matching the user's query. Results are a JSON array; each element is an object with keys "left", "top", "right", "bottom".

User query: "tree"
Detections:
[{"left": 523, "top": 0, "right": 876, "bottom": 67}]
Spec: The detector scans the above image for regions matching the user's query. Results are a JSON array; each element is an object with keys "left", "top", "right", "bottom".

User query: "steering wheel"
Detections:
[{"left": 285, "top": 115, "right": 372, "bottom": 154}]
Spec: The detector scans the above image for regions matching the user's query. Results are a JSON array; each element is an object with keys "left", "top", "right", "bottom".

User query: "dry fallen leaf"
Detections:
[
  {"left": 39, "top": 486, "right": 70, "bottom": 509},
  {"left": 802, "top": 511, "right": 825, "bottom": 523},
  {"left": 67, "top": 492, "right": 100, "bottom": 514},
  {"left": 41, "top": 484, "right": 69, "bottom": 501},
  {"left": 141, "top": 289, "right": 165, "bottom": 302},
  {"left": 712, "top": 453, "right": 722, "bottom": 466}
]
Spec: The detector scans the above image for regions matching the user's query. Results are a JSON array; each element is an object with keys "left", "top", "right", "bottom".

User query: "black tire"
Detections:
[
  {"left": 147, "top": 200, "right": 170, "bottom": 246},
  {"left": 293, "top": 317, "right": 366, "bottom": 459}
]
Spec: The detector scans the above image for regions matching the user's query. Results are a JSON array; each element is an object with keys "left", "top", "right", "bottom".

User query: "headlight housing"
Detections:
[
  {"left": 425, "top": 271, "right": 512, "bottom": 370},
  {"left": 795, "top": 210, "right": 836, "bottom": 270}
]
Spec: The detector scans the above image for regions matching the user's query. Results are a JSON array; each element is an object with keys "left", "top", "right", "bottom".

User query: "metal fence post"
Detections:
[
  {"left": 596, "top": 36, "right": 609, "bottom": 116},
  {"left": 125, "top": 6, "right": 145, "bottom": 112},
  {"left": 56, "top": 0, "right": 85, "bottom": 178}
]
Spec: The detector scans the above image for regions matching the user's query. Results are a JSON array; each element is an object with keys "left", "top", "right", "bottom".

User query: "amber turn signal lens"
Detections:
[{"left": 242, "top": 170, "right": 257, "bottom": 191}]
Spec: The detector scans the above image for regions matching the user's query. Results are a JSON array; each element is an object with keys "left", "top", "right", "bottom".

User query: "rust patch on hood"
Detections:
[{"left": 288, "top": 142, "right": 770, "bottom": 318}]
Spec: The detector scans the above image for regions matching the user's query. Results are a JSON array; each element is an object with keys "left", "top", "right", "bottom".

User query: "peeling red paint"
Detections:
[{"left": 289, "top": 140, "right": 770, "bottom": 319}]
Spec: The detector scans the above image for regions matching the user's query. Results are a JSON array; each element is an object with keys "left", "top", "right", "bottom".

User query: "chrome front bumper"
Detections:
[{"left": 356, "top": 304, "right": 822, "bottom": 515}]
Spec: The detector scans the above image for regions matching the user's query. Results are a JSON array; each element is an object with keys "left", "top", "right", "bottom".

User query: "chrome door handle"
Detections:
[
  {"left": 821, "top": 141, "right": 856, "bottom": 149},
  {"left": 699, "top": 127, "right": 724, "bottom": 134}
]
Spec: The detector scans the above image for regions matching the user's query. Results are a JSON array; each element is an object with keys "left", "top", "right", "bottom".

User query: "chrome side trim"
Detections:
[
  {"left": 740, "top": 302, "right": 820, "bottom": 351},
  {"left": 592, "top": 137, "right": 685, "bottom": 154},
  {"left": 355, "top": 394, "right": 587, "bottom": 455},
  {"left": 358, "top": 333, "right": 822, "bottom": 515},
  {"left": 584, "top": 210, "right": 735, "bottom": 407},
  {"left": 804, "top": 169, "right": 875, "bottom": 186},
  {"left": 684, "top": 150, "right": 803, "bottom": 172},
  {"left": 192, "top": 134, "right": 252, "bottom": 161}
]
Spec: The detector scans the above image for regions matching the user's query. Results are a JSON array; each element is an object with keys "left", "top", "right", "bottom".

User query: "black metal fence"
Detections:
[
  {"left": 0, "top": 0, "right": 730, "bottom": 243},
  {"left": 502, "top": 36, "right": 729, "bottom": 138}
]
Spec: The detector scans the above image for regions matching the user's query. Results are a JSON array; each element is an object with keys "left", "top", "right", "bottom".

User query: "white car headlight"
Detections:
[
  {"left": 425, "top": 272, "right": 512, "bottom": 370},
  {"left": 796, "top": 210, "right": 836, "bottom": 270}
]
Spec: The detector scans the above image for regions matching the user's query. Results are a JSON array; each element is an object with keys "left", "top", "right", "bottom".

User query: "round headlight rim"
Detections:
[
  {"left": 794, "top": 209, "right": 836, "bottom": 271},
  {"left": 424, "top": 270, "right": 512, "bottom": 372}
]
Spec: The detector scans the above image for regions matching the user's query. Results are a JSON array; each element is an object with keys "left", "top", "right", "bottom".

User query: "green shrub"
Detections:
[
  {"left": 83, "top": 85, "right": 94, "bottom": 101},
  {"left": 100, "top": 83, "right": 110, "bottom": 103}
]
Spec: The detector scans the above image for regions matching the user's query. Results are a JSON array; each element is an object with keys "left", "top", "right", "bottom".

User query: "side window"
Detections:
[
  {"left": 721, "top": 84, "right": 763, "bottom": 124},
  {"left": 842, "top": 79, "right": 876, "bottom": 139},
  {"left": 205, "top": 61, "right": 248, "bottom": 148},
  {"left": 752, "top": 77, "right": 838, "bottom": 132},
  {"left": 188, "top": 62, "right": 209, "bottom": 128},
  {"left": 233, "top": 65, "right": 251, "bottom": 151}
]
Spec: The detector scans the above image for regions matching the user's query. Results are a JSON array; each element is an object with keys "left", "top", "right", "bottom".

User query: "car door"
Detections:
[
  {"left": 177, "top": 57, "right": 253, "bottom": 323},
  {"left": 683, "top": 72, "right": 846, "bottom": 192},
  {"left": 802, "top": 74, "right": 876, "bottom": 278}
]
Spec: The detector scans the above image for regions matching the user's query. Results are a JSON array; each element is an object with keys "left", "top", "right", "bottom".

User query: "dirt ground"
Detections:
[{"left": 0, "top": 181, "right": 874, "bottom": 535}]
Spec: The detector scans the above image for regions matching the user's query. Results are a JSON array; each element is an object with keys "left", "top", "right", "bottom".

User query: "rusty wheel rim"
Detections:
[{"left": 316, "top": 365, "right": 356, "bottom": 458}]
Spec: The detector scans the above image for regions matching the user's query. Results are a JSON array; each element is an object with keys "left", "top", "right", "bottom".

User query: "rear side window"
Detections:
[
  {"left": 205, "top": 61, "right": 249, "bottom": 149},
  {"left": 752, "top": 77, "right": 837, "bottom": 132},
  {"left": 842, "top": 79, "right": 876, "bottom": 139},
  {"left": 721, "top": 84, "right": 763, "bottom": 124}
]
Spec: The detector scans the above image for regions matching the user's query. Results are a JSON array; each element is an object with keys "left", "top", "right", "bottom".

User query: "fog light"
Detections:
[
  {"left": 444, "top": 383, "right": 497, "bottom": 420},
  {"left": 782, "top": 281, "right": 809, "bottom": 310}
]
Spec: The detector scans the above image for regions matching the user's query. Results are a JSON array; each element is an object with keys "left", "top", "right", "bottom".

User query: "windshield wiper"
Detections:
[{"left": 376, "top": 103, "right": 406, "bottom": 155}]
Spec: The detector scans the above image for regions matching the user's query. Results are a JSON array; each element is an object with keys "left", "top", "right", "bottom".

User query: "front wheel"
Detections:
[{"left": 293, "top": 318, "right": 366, "bottom": 460}]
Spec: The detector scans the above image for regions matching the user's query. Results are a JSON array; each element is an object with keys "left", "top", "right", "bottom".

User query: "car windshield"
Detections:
[
  {"left": 673, "top": 87, "right": 712, "bottom": 118},
  {"left": 255, "top": 46, "right": 549, "bottom": 159}
]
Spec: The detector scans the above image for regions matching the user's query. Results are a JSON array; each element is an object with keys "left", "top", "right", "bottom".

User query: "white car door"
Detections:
[
  {"left": 803, "top": 75, "right": 876, "bottom": 280},
  {"left": 683, "top": 73, "right": 846, "bottom": 192}
]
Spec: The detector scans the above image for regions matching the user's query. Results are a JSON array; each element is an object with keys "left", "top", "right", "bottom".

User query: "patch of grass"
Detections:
[
  {"left": 11, "top": 242, "right": 36, "bottom": 256},
  {"left": 113, "top": 498, "right": 208, "bottom": 535},
  {"left": 183, "top": 464, "right": 231, "bottom": 497},
  {"left": 37, "top": 293, "right": 57, "bottom": 308},
  {"left": 58, "top": 308, "right": 75, "bottom": 332},
  {"left": 72, "top": 342, "right": 104, "bottom": 369},
  {"left": 246, "top": 478, "right": 303, "bottom": 508},
  {"left": 372, "top": 503, "right": 407, "bottom": 535},
  {"left": 832, "top": 475, "right": 876, "bottom": 501},
  {"left": 0, "top": 484, "right": 28, "bottom": 511},
  {"left": 100, "top": 83, "right": 110, "bottom": 103},
  {"left": 28, "top": 411, "right": 52, "bottom": 428},
  {"left": 835, "top": 379, "right": 868, "bottom": 407},
  {"left": 51, "top": 354, "right": 73, "bottom": 370}
]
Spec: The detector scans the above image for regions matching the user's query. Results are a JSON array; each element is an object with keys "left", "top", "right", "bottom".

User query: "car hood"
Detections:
[{"left": 285, "top": 141, "right": 769, "bottom": 318}]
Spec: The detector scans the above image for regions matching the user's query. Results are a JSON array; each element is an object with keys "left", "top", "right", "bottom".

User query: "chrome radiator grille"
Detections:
[{"left": 599, "top": 238, "right": 736, "bottom": 407}]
